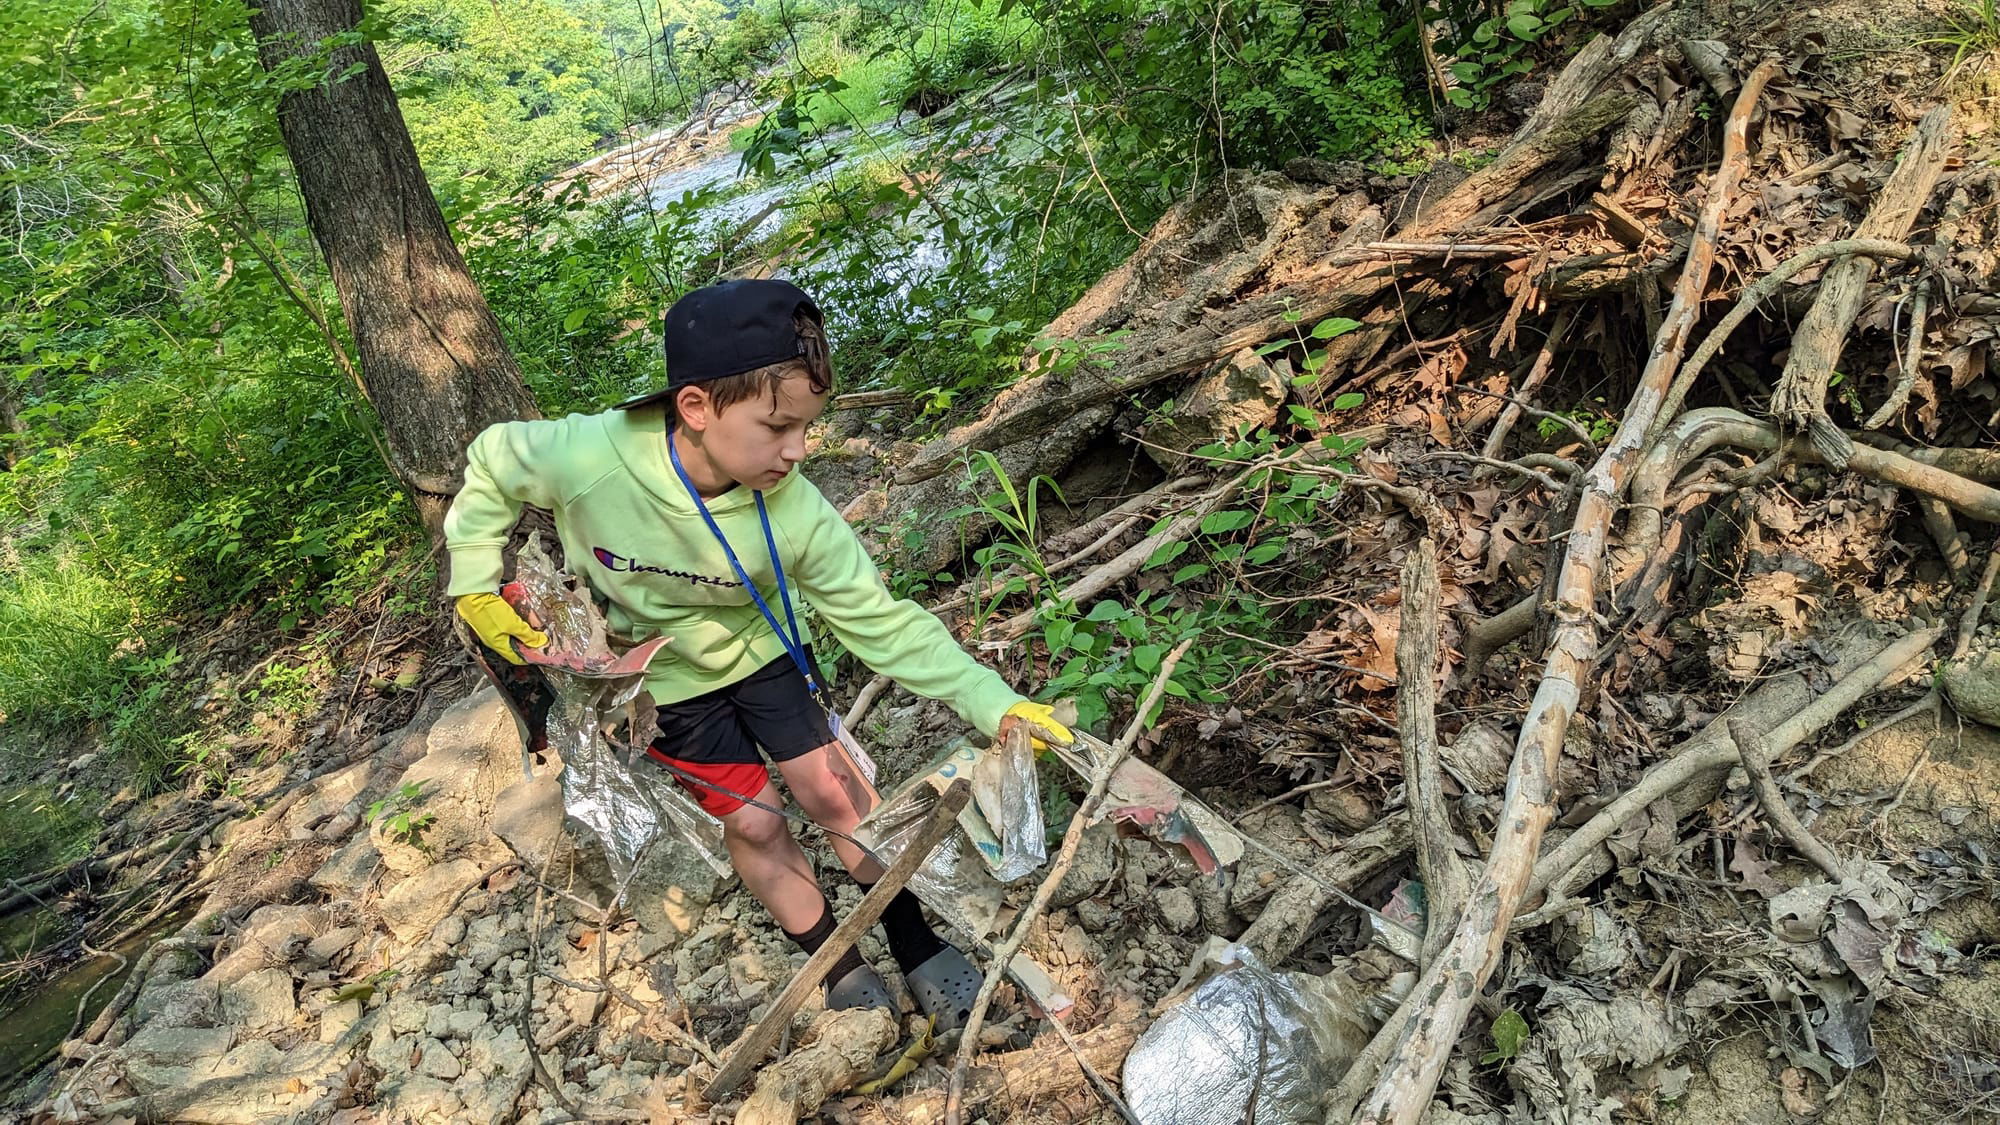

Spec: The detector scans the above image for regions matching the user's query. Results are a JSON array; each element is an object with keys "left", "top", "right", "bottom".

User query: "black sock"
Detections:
[
  {"left": 782, "top": 896, "right": 867, "bottom": 987},
  {"left": 863, "top": 884, "right": 947, "bottom": 976}
]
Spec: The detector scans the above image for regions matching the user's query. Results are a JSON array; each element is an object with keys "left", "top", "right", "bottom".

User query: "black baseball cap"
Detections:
[{"left": 615, "top": 279, "right": 824, "bottom": 411}]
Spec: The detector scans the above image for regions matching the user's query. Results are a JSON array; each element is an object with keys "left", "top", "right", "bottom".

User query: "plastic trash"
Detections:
[
  {"left": 507, "top": 534, "right": 729, "bottom": 893},
  {"left": 971, "top": 724, "right": 1047, "bottom": 883},
  {"left": 1123, "top": 944, "right": 1370, "bottom": 1125}
]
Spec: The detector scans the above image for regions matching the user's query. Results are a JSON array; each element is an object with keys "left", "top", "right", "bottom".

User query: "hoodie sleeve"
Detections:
[
  {"left": 791, "top": 489, "right": 1025, "bottom": 736},
  {"left": 442, "top": 419, "right": 566, "bottom": 597}
]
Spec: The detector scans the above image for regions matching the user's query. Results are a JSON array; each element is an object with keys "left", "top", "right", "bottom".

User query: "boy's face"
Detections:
[{"left": 678, "top": 371, "right": 830, "bottom": 490}]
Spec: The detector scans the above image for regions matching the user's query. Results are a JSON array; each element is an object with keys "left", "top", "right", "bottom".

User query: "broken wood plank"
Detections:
[{"left": 703, "top": 779, "right": 971, "bottom": 1101}]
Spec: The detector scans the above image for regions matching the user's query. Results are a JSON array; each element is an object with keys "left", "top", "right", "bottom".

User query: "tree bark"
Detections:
[{"left": 249, "top": 0, "right": 539, "bottom": 532}]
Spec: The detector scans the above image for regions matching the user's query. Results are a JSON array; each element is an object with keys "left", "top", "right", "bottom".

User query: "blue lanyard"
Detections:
[{"left": 666, "top": 428, "right": 824, "bottom": 702}]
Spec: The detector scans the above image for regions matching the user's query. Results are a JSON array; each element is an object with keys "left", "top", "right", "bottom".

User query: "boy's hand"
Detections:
[
  {"left": 1000, "top": 701, "right": 1074, "bottom": 752},
  {"left": 456, "top": 592, "right": 549, "bottom": 665}
]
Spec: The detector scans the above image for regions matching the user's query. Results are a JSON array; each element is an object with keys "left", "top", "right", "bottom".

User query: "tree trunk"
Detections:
[{"left": 249, "top": 0, "right": 539, "bottom": 532}]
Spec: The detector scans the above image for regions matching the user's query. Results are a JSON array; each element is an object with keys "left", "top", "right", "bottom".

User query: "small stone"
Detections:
[
  {"left": 1155, "top": 887, "right": 1199, "bottom": 933},
  {"left": 220, "top": 968, "right": 296, "bottom": 1030},
  {"left": 426, "top": 1003, "right": 455, "bottom": 1039},
  {"left": 446, "top": 1008, "right": 490, "bottom": 1039},
  {"left": 417, "top": 1037, "right": 464, "bottom": 1080},
  {"left": 320, "top": 998, "right": 363, "bottom": 1044},
  {"left": 436, "top": 915, "right": 468, "bottom": 947},
  {"left": 304, "top": 925, "right": 363, "bottom": 966}
]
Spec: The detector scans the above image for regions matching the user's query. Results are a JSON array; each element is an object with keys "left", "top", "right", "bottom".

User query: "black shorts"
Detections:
[{"left": 646, "top": 650, "right": 833, "bottom": 767}]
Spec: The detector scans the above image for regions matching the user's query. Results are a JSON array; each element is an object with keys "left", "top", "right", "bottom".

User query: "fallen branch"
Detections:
[
  {"left": 1237, "top": 810, "right": 1411, "bottom": 964},
  {"left": 1654, "top": 237, "right": 1919, "bottom": 435},
  {"left": 705, "top": 778, "right": 972, "bottom": 1100},
  {"left": 943, "top": 641, "right": 1191, "bottom": 1125},
  {"left": 1730, "top": 717, "right": 1848, "bottom": 881},
  {"left": 1397, "top": 540, "right": 1469, "bottom": 966},
  {"left": 994, "top": 475, "right": 1248, "bottom": 638},
  {"left": 1769, "top": 106, "right": 1952, "bottom": 463},
  {"left": 1351, "top": 61, "right": 1780, "bottom": 1125},
  {"left": 1527, "top": 626, "right": 1940, "bottom": 903}
]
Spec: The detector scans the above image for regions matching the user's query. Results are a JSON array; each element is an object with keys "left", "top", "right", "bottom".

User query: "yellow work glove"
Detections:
[
  {"left": 1000, "top": 700, "right": 1074, "bottom": 752},
  {"left": 455, "top": 593, "right": 549, "bottom": 665}
]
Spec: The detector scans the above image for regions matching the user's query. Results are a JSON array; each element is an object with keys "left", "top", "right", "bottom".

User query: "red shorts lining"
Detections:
[{"left": 644, "top": 747, "right": 770, "bottom": 817}]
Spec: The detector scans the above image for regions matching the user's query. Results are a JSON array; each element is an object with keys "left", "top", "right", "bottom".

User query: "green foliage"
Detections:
[
  {"left": 1922, "top": 0, "right": 2000, "bottom": 68},
  {"left": 1429, "top": 0, "right": 1622, "bottom": 109},
  {"left": 368, "top": 781, "right": 437, "bottom": 849},
  {"left": 1482, "top": 1008, "right": 1531, "bottom": 1065}
]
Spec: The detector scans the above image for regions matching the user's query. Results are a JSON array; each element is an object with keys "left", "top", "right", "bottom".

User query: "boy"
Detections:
[{"left": 444, "top": 279, "right": 1071, "bottom": 1029}]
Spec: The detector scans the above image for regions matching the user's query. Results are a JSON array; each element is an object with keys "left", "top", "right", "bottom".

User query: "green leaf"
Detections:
[
  {"left": 1310, "top": 317, "right": 1363, "bottom": 339},
  {"left": 1171, "top": 562, "right": 1211, "bottom": 582},
  {"left": 1486, "top": 1009, "right": 1530, "bottom": 1063},
  {"left": 1043, "top": 619, "right": 1075, "bottom": 654},
  {"left": 1144, "top": 540, "right": 1190, "bottom": 570},
  {"left": 1506, "top": 12, "right": 1544, "bottom": 37},
  {"left": 561, "top": 308, "right": 587, "bottom": 333},
  {"left": 1332, "top": 392, "right": 1366, "bottom": 410},
  {"left": 1246, "top": 541, "right": 1286, "bottom": 565},
  {"left": 1085, "top": 600, "right": 1128, "bottom": 622},
  {"left": 1286, "top": 405, "right": 1321, "bottom": 427},
  {"left": 1132, "top": 644, "right": 1163, "bottom": 674},
  {"left": 1200, "top": 509, "right": 1255, "bottom": 535}
]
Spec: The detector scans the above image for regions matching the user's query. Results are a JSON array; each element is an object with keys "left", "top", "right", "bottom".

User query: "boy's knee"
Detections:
[{"left": 725, "top": 807, "right": 789, "bottom": 851}]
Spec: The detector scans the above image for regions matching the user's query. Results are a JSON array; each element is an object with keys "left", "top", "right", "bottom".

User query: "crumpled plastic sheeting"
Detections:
[
  {"left": 855, "top": 756, "right": 1006, "bottom": 939},
  {"left": 1123, "top": 945, "right": 1367, "bottom": 1125},
  {"left": 511, "top": 535, "right": 729, "bottom": 893},
  {"left": 971, "top": 725, "right": 1046, "bottom": 883}
]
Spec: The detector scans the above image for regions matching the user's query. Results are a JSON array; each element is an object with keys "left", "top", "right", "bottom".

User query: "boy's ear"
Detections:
[{"left": 674, "top": 385, "right": 712, "bottom": 432}]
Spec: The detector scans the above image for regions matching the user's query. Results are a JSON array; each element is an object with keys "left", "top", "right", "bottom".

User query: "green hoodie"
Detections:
[{"left": 443, "top": 405, "right": 1023, "bottom": 735}]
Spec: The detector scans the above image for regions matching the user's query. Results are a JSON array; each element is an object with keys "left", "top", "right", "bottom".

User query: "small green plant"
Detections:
[
  {"left": 1537, "top": 405, "right": 1618, "bottom": 445},
  {"left": 1433, "top": 0, "right": 1621, "bottom": 109},
  {"left": 950, "top": 449, "right": 1067, "bottom": 623},
  {"left": 255, "top": 657, "right": 326, "bottom": 720},
  {"left": 1922, "top": 0, "right": 2000, "bottom": 69},
  {"left": 1481, "top": 1008, "right": 1531, "bottom": 1065},
  {"left": 367, "top": 782, "right": 437, "bottom": 850}
]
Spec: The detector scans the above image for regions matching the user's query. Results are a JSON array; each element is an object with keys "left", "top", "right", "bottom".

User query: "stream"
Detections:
[{"left": 0, "top": 906, "right": 190, "bottom": 1099}]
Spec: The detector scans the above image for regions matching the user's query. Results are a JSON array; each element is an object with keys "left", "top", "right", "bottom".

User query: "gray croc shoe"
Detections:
[
  {"left": 825, "top": 961, "right": 896, "bottom": 1015},
  {"left": 904, "top": 945, "right": 984, "bottom": 1032}
]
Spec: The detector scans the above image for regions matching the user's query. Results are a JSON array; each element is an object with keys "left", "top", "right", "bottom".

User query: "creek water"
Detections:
[{"left": 0, "top": 906, "right": 190, "bottom": 1099}]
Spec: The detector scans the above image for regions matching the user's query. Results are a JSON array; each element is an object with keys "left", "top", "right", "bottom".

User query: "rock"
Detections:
[
  {"left": 1156, "top": 887, "right": 1200, "bottom": 933},
  {"left": 220, "top": 968, "right": 296, "bottom": 1030},
  {"left": 603, "top": 830, "right": 729, "bottom": 938},
  {"left": 207, "top": 905, "right": 325, "bottom": 984},
  {"left": 212, "top": 1038, "right": 289, "bottom": 1079},
  {"left": 1140, "top": 347, "right": 1287, "bottom": 471},
  {"left": 304, "top": 925, "right": 363, "bottom": 967},
  {"left": 373, "top": 689, "right": 521, "bottom": 875},
  {"left": 122, "top": 1022, "right": 235, "bottom": 1067},
  {"left": 456, "top": 1073, "right": 526, "bottom": 1123},
  {"left": 490, "top": 774, "right": 564, "bottom": 869},
  {"left": 308, "top": 833, "right": 382, "bottom": 899},
  {"left": 1051, "top": 822, "right": 1119, "bottom": 907},
  {"left": 446, "top": 1008, "right": 490, "bottom": 1039},
  {"left": 380, "top": 1073, "right": 465, "bottom": 1120},
  {"left": 320, "top": 998, "right": 363, "bottom": 1044},
  {"left": 426, "top": 1002, "right": 456, "bottom": 1039},
  {"left": 1940, "top": 649, "right": 2000, "bottom": 727},
  {"left": 379, "top": 857, "right": 485, "bottom": 942},
  {"left": 416, "top": 1036, "right": 464, "bottom": 1080},
  {"left": 133, "top": 978, "right": 222, "bottom": 1028},
  {"left": 386, "top": 995, "right": 428, "bottom": 1036},
  {"left": 435, "top": 914, "right": 468, "bottom": 947}
]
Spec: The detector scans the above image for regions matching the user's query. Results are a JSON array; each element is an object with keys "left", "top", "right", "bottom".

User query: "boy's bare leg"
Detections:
[
  {"left": 720, "top": 781, "right": 831, "bottom": 933},
  {"left": 776, "top": 742, "right": 883, "bottom": 881}
]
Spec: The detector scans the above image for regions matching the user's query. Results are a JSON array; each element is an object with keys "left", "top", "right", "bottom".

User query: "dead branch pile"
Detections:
[{"left": 830, "top": 7, "right": 2000, "bottom": 1122}]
